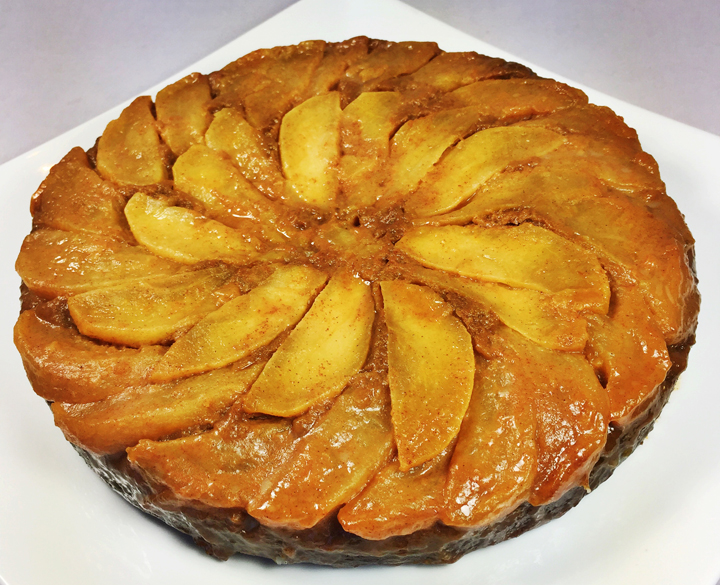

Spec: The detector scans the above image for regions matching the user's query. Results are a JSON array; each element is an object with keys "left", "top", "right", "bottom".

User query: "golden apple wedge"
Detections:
[
  {"left": 30, "top": 147, "right": 130, "bottom": 240},
  {"left": 279, "top": 92, "right": 342, "bottom": 212},
  {"left": 16, "top": 228, "right": 183, "bottom": 299},
  {"left": 67, "top": 266, "right": 238, "bottom": 347},
  {"left": 247, "top": 373, "right": 393, "bottom": 530},
  {"left": 204, "top": 107, "right": 285, "bottom": 199},
  {"left": 151, "top": 264, "right": 327, "bottom": 381},
  {"left": 397, "top": 223, "right": 610, "bottom": 313},
  {"left": 381, "top": 280, "right": 475, "bottom": 470},
  {"left": 128, "top": 411, "right": 295, "bottom": 509},
  {"left": 96, "top": 96, "right": 168, "bottom": 185},
  {"left": 339, "top": 91, "right": 403, "bottom": 207},
  {"left": 405, "top": 126, "right": 565, "bottom": 217},
  {"left": 381, "top": 106, "right": 484, "bottom": 203},
  {"left": 155, "top": 72, "right": 212, "bottom": 156},
  {"left": 243, "top": 270, "right": 375, "bottom": 417},
  {"left": 338, "top": 446, "right": 453, "bottom": 540},
  {"left": 442, "top": 357, "right": 536, "bottom": 527},
  {"left": 124, "top": 192, "right": 263, "bottom": 265}
]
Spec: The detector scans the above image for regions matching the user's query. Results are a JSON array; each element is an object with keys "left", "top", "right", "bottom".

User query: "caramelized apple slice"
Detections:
[
  {"left": 155, "top": 72, "right": 212, "bottom": 156},
  {"left": 124, "top": 192, "right": 263, "bottom": 265},
  {"left": 280, "top": 92, "right": 341, "bottom": 212},
  {"left": 210, "top": 41, "right": 325, "bottom": 129},
  {"left": 381, "top": 281, "right": 474, "bottom": 470},
  {"left": 429, "top": 158, "right": 601, "bottom": 226},
  {"left": 500, "top": 329, "right": 609, "bottom": 505},
  {"left": 204, "top": 107, "right": 285, "bottom": 199},
  {"left": 67, "top": 266, "right": 238, "bottom": 347},
  {"left": 96, "top": 96, "right": 168, "bottom": 185},
  {"left": 247, "top": 373, "right": 393, "bottom": 530},
  {"left": 173, "top": 144, "right": 282, "bottom": 227},
  {"left": 152, "top": 264, "right": 327, "bottom": 381},
  {"left": 243, "top": 271, "right": 374, "bottom": 417},
  {"left": 338, "top": 445, "right": 452, "bottom": 540},
  {"left": 393, "top": 52, "right": 533, "bottom": 94},
  {"left": 128, "top": 411, "right": 294, "bottom": 509},
  {"left": 343, "top": 41, "right": 439, "bottom": 92},
  {"left": 442, "top": 358, "right": 536, "bottom": 527},
  {"left": 340, "top": 91, "right": 403, "bottom": 207},
  {"left": 586, "top": 284, "right": 671, "bottom": 425},
  {"left": 382, "top": 107, "right": 486, "bottom": 202},
  {"left": 437, "top": 79, "right": 587, "bottom": 118},
  {"left": 52, "top": 361, "right": 264, "bottom": 455},
  {"left": 404, "top": 263, "right": 587, "bottom": 352},
  {"left": 16, "top": 229, "right": 183, "bottom": 298},
  {"left": 14, "top": 308, "right": 165, "bottom": 403},
  {"left": 522, "top": 105, "right": 662, "bottom": 193},
  {"left": 397, "top": 223, "right": 610, "bottom": 313},
  {"left": 405, "top": 126, "right": 565, "bottom": 217},
  {"left": 30, "top": 147, "right": 129, "bottom": 240},
  {"left": 303, "top": 37, "right": 369, "bottom": 98}
]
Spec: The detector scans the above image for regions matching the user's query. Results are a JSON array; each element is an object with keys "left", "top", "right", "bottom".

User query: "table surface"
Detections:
[{"left": 0, "top": 0, "right": 718, "bottom": 166}]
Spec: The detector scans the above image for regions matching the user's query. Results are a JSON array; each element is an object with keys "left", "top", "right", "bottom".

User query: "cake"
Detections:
[{"left": 13, "top": 37, "right": 699, "bottom": 566}]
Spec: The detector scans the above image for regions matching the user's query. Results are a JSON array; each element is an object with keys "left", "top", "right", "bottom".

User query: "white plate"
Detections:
[{"left": 1, "top": 0, "right": 719, "bottom": 583}]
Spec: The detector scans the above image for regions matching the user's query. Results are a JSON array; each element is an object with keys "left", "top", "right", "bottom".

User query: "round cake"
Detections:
[{"left": 13, "top": 37, "right": 699, "bottom": 566}]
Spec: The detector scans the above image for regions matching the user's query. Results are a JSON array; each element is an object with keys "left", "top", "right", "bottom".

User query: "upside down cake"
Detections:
[{"left": 13, "top": 37, "right": 699, "bottom": 566}]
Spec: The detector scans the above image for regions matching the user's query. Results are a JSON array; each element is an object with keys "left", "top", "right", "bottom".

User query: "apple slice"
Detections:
[
  {"left": 67, "top": 266, "right": 238, "bottom": 347},
  {"left": 394, "top": 51, "right": 534, "bottom": 94},
  {"left": 343, "top": 41, "right": 439, "bottom": 93},
  {"left": 96, "top": 96, "right": 168, "bottom": 185},
  {"left": 397, "top": 223, "right": 610, "bottom": 314},
  {"left": 128, "top": 410, "right": 295, "bottom": 509},
  {"left": 247, "top": 373, "right": 394, "bottom": 530},
  {"left": 521, "top": 105, "right": 661, "bottom": 193},
  {"left": 210, "top": 41, "right": 325, "bottom": 129},
  {"left": 172, "top": 144, "right": 288, "bottom": 244},
  {"left": 337, "top": 445, "right": 453, "bottom": 540},
  {"left": 151, "top": 264, "right": 327, "bottom": 381},
  {"left": 243, "top": 270, "right": 375, "bottom": 417},
  {"left": 280, "top": 92, "right": 342, "bottom": 212},
  {"left": 155, "top": 72, "right": 212, "bottom": 156},
  {"left": 403, "top": 263, "right": 588, "bottom": 352},
  {"left": 30, "top": 147, "right": 130, "bottom": 240},
  {"left": 16, "top": 228, "right": 183, "bottom": 299},
  {"left": 124, "top": 192, "right": 263, "bottom": 265},
  {"left": 442, "top": 357, "right": 536, "bottom": 527},
  {"left": 52, "top": 361, "right": 264, "bottom": 455},
  {"left": 204, "top": 107, "right": 285, "bottom": 199},
  {"left": 586, "top": 284, "right": 671, "bottom": 425},
  {"left": 499, "top": 328, "right": 609, "bottom": 505},
  {"left": 339, "top": 91, "right": 403, "bottom": 207},
  {"left": 437, "top": 78, "right": 587, "bottom": 118},
  {"left": 14, "top": 308, "right": 165, "bottom": 403},
  {"left": 382, "top": 107, "right": 485, "bottom": 203},
  {"left": 405, "top": 126, "right": 565, "bottom": 217},
  {"left": 381, "top": 280, "right": 475, "bottom": 470},
  {"left": 302, "top": 37, "right": 369, "bottom": 98}
]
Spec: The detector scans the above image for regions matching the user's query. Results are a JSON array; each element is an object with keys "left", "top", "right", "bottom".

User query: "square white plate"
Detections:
[{"left": 1, "top": 0, "right": 719, "bottom": 584}]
